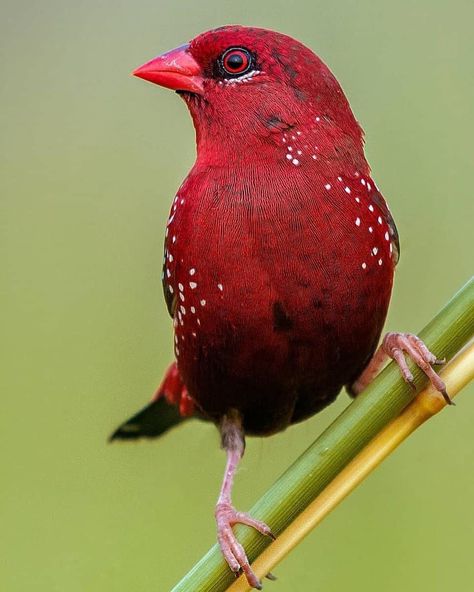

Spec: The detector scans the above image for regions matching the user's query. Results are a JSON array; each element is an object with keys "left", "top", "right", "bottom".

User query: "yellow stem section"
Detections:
[{"left": 227, "top": 341, "right": 474, "bottom": 592}]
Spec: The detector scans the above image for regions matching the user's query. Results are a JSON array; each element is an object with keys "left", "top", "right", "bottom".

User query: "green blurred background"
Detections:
[{"left": 2, "top": 0, "right": 473, "bottom": 590}]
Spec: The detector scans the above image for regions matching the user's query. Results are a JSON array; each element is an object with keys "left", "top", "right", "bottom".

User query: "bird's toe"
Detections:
[
  {"left": 215, "top": 502, "right": 273, "bottom": 588},
  {"left": 383, "top": 332, "right": 453, "bottom": 405}
]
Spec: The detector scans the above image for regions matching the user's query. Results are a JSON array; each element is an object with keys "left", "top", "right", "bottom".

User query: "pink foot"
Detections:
[
  {"left": 383, "top": 332, "right": 452, "bottom": 405},
  {"left": 215, "top": 502, "right": 275, "bottom": 589}
]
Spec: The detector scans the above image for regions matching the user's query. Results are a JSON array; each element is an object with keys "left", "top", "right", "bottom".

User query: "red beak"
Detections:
[{"left": 133, "top": 44, "right": 204, "bottom": 95}]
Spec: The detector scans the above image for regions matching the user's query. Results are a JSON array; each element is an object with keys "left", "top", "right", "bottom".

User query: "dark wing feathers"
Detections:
[{"left": 372, "top": 189, "right": 400, "bottom": 264}]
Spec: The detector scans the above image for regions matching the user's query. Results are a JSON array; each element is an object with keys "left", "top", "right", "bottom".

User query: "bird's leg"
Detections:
[
  {"left": 350, "top": 332, "right": 452, "bottom": 405},
  {"left": 216, "top": 410, "right": 275, "bottom": 590}
]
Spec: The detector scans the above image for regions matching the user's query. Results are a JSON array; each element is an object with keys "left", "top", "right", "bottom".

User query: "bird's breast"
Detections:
[{"left": 162, "top": 165, "right": 395, "bottom": 426}]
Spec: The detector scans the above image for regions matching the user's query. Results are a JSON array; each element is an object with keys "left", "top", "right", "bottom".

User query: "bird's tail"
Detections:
[{"left": 109, "top": 362, "right": 196, "bottom": 441}]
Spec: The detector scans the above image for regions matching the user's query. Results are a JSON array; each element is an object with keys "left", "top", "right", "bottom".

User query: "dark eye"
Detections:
[{"left": 221, "top": 48, "right": 252, "bottom": 76}]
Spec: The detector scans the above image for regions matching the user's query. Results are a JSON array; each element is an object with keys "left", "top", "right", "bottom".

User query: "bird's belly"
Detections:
[
  {"left": 165, "top": 178, "right": 395, "bottom": 435},
  {"left": 172, "top": 252, "right": 393, "bottom": 435}
]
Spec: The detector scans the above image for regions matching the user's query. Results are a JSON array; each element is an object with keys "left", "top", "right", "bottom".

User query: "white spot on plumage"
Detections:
[
  {"left": 178, "top": 283, "right": 184, "bottom": 292},
  {"left": 180, "top": 305, "right": 186, "bottom": 314},
  {"left": 325, "top": 183, "right": 331, "bottom": 190},
  {"left": 189, "top": 268, "right": 196, "bottom": 275},
  {"left": 378, "top": 258, "right": 383, "bottom": 266},
  {"left": 372, "top": 247, "right": 379, "bottom": 255},
  {"left": 355, "top": 217, "right": 361, "bottom": 226},
  {"left": 217, "top": 283, "right": 223, "bottom": 291},
  {"left": 190, "top": 306, "right": 196, "bottom": 314},
  {"left": 385, "top": 231, "right": 390, "bottom": 241},
  {"left": 189, "top": 281, "right": 197, "bottom": 289},
  {"left": 378, "top": 216, "right": 383, "bottom": 225},
  {"left": 368, "top": 204, "right": 374, "bottom": 212},
  {"left": 200, "top": 299, "right": 206, "bottom": 307},
  {"left": 179, "top": 292, "right": 185, "bottom": 302},
  {"left": 369, "top": 226, "right": 373, "bottom": 233},
  {"left": 292, "top": 158, "right": 300, "bottom": 166},
  {"left": 362, "top": 262, "right": 367, "bottom": 269},
  {"left": 286, "top": 154, "right": 292, "bottom": 160},
  {"left": 169, "top": 285, "right": 174, "bottom": 294},
  {"left": 344, "top": 186, "right": 351, "bottom": 194}
]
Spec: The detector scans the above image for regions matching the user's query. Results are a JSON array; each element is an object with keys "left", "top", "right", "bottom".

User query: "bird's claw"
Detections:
[
  {"left": 382, "top": 332, "right": 453, "bottom": 405},
  {"left": 215, "top": 502, "right": 274, "bottom": 589}
]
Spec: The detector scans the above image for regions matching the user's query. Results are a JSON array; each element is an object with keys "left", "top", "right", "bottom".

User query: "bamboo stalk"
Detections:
[
  {"left": 172, "top": 278, "right": 474, "bottom": 592},
  {"left": 227, "top": 341, "right": 474, "bottom": 591}
]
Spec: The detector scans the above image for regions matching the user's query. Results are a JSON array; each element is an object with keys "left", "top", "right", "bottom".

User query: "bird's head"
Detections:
[{"left": 134, "top": 25, "right": 364, "bottom": 167}]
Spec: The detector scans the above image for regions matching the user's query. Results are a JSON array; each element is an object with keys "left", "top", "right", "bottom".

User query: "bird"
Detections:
[{"left": 110, "top": 25, "right": 450, "bottom": 589}]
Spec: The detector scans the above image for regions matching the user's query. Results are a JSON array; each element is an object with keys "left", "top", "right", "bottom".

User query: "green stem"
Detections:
[{"left": 172, "top": 278, "right": 474, "bottom": 592}]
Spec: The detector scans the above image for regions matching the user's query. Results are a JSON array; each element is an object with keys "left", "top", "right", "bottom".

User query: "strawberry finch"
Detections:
[{"left": 111, "top": 26, "right": 450, "bottom": 589}]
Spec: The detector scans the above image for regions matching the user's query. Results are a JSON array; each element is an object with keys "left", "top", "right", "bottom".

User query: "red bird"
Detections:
[{"left": 111, "top": 26, "right": 449, "bottom": 588}]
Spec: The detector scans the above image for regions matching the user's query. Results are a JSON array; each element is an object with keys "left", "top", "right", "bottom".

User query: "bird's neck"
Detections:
[
  {"left": 192, "top": 116, "right": 368, "bottom": 176},
  {"left": 182, "top": 90, "right": 367, "bottom": 172}
]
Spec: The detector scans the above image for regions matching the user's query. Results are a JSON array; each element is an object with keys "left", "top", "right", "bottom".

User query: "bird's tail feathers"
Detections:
[{"left": 109, "top": 362, "right": 196, "bottom": 441}]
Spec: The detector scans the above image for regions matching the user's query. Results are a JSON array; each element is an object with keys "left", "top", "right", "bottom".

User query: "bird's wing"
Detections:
[
  {"left": 163, "top": 275, "right": 177, "bottom": 317},
  {"left": 371, "top": 188, "right": 400, "bottom": 265}
]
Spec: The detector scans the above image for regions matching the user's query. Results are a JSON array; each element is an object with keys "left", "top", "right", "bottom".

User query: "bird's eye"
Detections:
[{"left": 221, "top": 48, "right": 252, "bottom": 76}]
